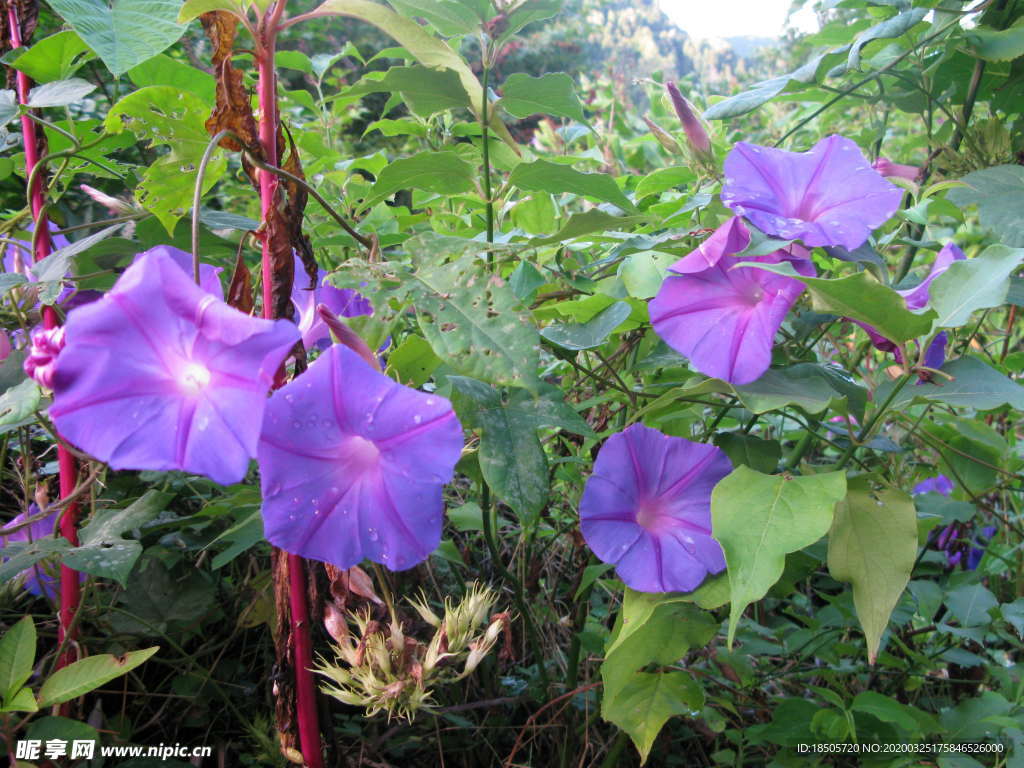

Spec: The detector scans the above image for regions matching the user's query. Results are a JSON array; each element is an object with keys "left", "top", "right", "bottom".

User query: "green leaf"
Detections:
[
  {"left": 26, "top": 717, "right": 98, "bottom": 749},
  {"left": 850, "top": 692, "right": 934, "bottom": 736},
  {"left": 128, "top": 54, "right": 216, "bottom": 103},
  {"left": 48, "top": 0, "right": 186, "bottom": 76},
  {"left": 0, "top": 90, "right": 16, "bottom": 126},
  {"left": 31, "top": 222, "right": 123, "bottom": 283},
  {"left": 945, "top": 583, "right": 998, "bottom": 628},
  {"left": 9, "top": 31, "right": 93, "bottom": 83},
  {"left": 827, "top": 482, "right": 917, "bottom": 663},
  {"left": 509, "top": 159, "right": 636, "bottom": 212},
  {"left": 209, "top": 509, "right": 264, "bottom": 569},
  {"left": 704, "top": 51, "right": 836, "bottom": 120},
  {"left": 713, "top": 433, "right": 781, "bottom": 474},
  {"left": 0, "top": 379, "right": 41, "bottom": 427},
  {"left": 26, "top": 78, "right": 95, "bottom": 107},
  {"left": 409, "top": 257, "right": 541, "bottom": 392},
  {"left": 712, "top": 466, "right": 846, "bottom": 647},
  {"left": 878, "top": 356, "right": 1024, "bottom": 411},
  {"left": 0, "top": 617, "right": 36, "bottom": 703},
  {"left": 347, "top": 65, "right": 471, "bottom": 117},
  {"left": 312, "top": 0, "right": 518, "bottom": 149},
  {"left": 63, "top": 490, "right": 173, "bottom": 586},
  {"left": 747, "top": 264, "right": 935, "bottom": 344},
  {"left": 540, "top": 301, "right": 630, "bottom": 351},
  {"left": 106, "top": 86, "right": 226, "bottom": 233},
  {"left": 928, "top": 245, "right": 1024, "bottom": 329},
  {"left": 635, "top": 166, "right": 694, "bottom": 198},
  {"left": 364, "top": 150, "right": 475, "bottom": 210},
  {"left": 178, "top": 0, "right": 250, "bottom": 22},
  {"left": 388, "top": 0, "right": 481, "bottom": 36},
  {"left": 734, "top": 363, "right": 856, "bottom": 415},
  {"left": 527, "top": 210, "right": 645, "bottom": 246},
  {"left": 1, "top": 685, "right": 38, "bottom": 713},
  {"left": 499, "top": 72, "right": 586, "bottom": 122},
  {"left": 947, "top": 165, "right": 1024, "bottom": 247},
  {"left": 965, "top": 20, "right": 1024, "bottom": 61},
  {"left": 1001, "top": 598, "right": 1024, "bottom": 637},
  {"left": 618, "top": 251, "right": 674, "bottom": 299},
  {"left": 509, "top": 193, "right": 557, "bottom": 235},
  {"left": 37, "top": 647, "right": 159, "bottom": 707},
  {"left": 847, "top": 9, "right": 927, "bottom": 70},
  {"left": 603, "top": 671, "right": 704, "bottom": 764},
  {"left": 108, "top": 556, "right": 216, "bottom": 635},
  {"left": 387, "top": 335, "right": 441, "bottom": 387},
  {"left": 0, "top": 537, "right": 68, "bottom": 584}
]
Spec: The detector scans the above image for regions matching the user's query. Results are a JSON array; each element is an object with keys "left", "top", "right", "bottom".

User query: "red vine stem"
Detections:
[
  {"left": 6, "top": 2, "right": 82, "bottom": 685},
  {"left": 257, "top": 4, "right": 323, "bottom": 766}
]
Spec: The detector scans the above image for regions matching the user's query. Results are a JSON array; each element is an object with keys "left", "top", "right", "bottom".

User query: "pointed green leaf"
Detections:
[
  {"left": 499, "top": 72, "right": 586, "bottom": 122},
  {"left": 712, "top": 466, "right": 846, "bottom": 646},
  {"left": 1, "top": 686, "right": 38, "bottom": 713},
  {"left": 409, "top": 258, "right": 540, "bottom": 392},
  {"left": 847, "top": 9, "right": 927, "bottom": 70},
  {"left": 37, "top": 647, "right": 159, "bottom": 707},
  {"left": 48, "top": 0, "right": 186, "bottom": 76},
  {"left": 603, "top": 671, "right": 704, "bottom": 764},
  {"left": 540, "top": 301, "right": 631, "bottom": 351},
  {"left": 965, "top": 20, "right": 1024, "bottom": 62},
  {"left": 510, "top": 159, "right": 636, "bottom": 212},
  {"left": 26, "top": 78, "right": 95, "bottom": 108},
  {"left": 878, "top": 356, "right": 1024, "bottom": 411},
  {"left": 63, "top": 490, "right": 173, "bottom": 585},
  {"left": 347, "top": 65, "right": 471, "bottom": 117},
  {"left": 364, "top": 150, "right": 475, "bottom": 210},
  {"left": 945, "top": 583, "right": 998, "bottom": 628},
  {"left": 527, "top": 210, "right": 645, "bottom": 246},
  {"left": 0, "top": 617, "right": 36, "bottom": 702},
  {"left": 0, "top": 379, "right": 41, "bottom": 427},
  {"left": 947, "top": 165, "right": 1024, "bottom": 247},
  {"left": 311, "top": 0, "right": 518, "bottom": 149},
  {"left": 827, "top": 482, "right": 917, "bottom": 663},
  {"left": 8, "top": 31, "right": 93, "bottom": 84},
  {"left": 928, "top": 245, "right": 1024, "bottom": 329}
]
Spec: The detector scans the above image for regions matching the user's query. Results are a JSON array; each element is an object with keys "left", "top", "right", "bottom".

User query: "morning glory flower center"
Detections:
[
  {"left": 635, "top": 497, "right": 671, "bottom": 532},
  {"left": 343, "top": 435, "right": 381, "bottom": 470},
  {"left": 179, "top": 361, "right": 211, "bottom": 393}
]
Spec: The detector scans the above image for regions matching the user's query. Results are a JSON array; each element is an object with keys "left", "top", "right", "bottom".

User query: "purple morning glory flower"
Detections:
[
  {"left": 914, "top": 474, "right": 954, "bottom": 496},
  {"left": 24, "top": 326, "right": 65, "bottom": 389},
  {"left": 1, "top": 505, "right": 60, "bottom": 600},
  {"left": 649, "top": 216, "right": 814, "bottom": 385},
  {"left": 50, "top": 249, "right": 300, "bottom": 485},
  {"left": 579, "top": 423, "right": 732, "bottom": 593},
  {"left": 898, "top": 242, "right": 965, "bottom": 311},
  {"left": 721, "top": 135, "right": 902, "bottom": 250},
  {"left": 291, "top": 254, "right": 372, "bottom": 350},
  {"left": 134, "top": 245, "right": 225, "bottom": 300},
  {"left": 258, "top": 344, "right": 463, "bottom": 571}
]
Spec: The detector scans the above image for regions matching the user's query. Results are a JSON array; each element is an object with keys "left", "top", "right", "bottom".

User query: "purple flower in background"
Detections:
[
  {"left": 2, "top": 222, "right": 71, "bottom": 276},
  {"left": 722, "top": 135, "right": 902, "bottom": 250},
  {"left": 898, "top": 242, "right": 965, "bottom": 311},
  {"left": 649, "top": 216, "right": 813, "bottom": 385},
  {"left": 872, "top": 157, "right": 922, "bottom": 182},
  {"left": 50, "top": 249, "right": 299, "bottom": 485},
  {"left": 853, "top": 243, "right": 965, "bottom": 374},
  {"left": 0, "top": 331, "right": 10, "bottom": 363},
  {"left": 579, "top": 423, "right": 732, "bottom": 592},
  {"left": 134, "top": 245, "right": 224, "bottom": 300},
  {"left": 913, "top": 474, "right": 953, "bottom": 496},
  {"left": 935, "top": 522, "right": 996, "bottom": 570},
  {"left": 23, "top": 326, "right": 65, "bottom": 389},
  {"left": 258, "top": 345, "right": 463, "bottom": 571},
  {"left": 1, "top": 505, "right": 60, "bottom": 600},
  {"left": 291, "top": 255, "right": 372, "bottom": 350}
]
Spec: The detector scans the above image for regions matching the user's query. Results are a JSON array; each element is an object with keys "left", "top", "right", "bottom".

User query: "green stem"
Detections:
[
  {"left": 480, "top": 484, "right": 551, "bottom": 691},
  {"left": 835, "top": 374, "right": 912, "bottom": 470},
  {"left": 481, "top": 64, "right": 494, "bottom": 248}
]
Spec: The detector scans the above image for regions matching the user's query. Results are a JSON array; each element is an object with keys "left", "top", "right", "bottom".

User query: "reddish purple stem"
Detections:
[
  {"left": 257, "top": 5, "right": 324, "bottom": 766},
  {"left": 6, "top": 1, "right": 83, "bottom": 690}
]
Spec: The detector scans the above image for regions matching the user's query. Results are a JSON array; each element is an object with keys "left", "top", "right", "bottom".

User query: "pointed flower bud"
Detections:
[
  {"left": 642, "top": 116, "right": 682, "bottom": 155},
  {"left": 666, "top": 81, "right": 711, "bottom": 155}
]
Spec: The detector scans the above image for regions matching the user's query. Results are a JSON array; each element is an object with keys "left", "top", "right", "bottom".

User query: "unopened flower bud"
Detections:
[
  {"left": 665, "top": 81, "right": 711, "bottom": 155},
  {"left": 24, "top": 326, "right": 66, "bottom": 389},
  {"left": 80, "top": 184, "right": 135, "bottom": 215},
  {"left": 872, "top": 157, "right": 922, "bottom": 182},
  {"left": 642, "top": 115, "right": 683, "bottom": 155}
]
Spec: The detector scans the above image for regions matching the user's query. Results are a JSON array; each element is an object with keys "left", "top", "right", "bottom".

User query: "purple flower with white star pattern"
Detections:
[
  {"left": 50, "top": 249, "right": 299, "bottom": 484},
  {"left": 1, "top": 505, "right": 60, "bottom": 600},
  {"left": 579, "top": 423, "right": 732, "bottom": 593},
  {"left": 649, "top": 216, "right": 813, "bottom": 385},
  {"left": 258, "top": 345, "right": 463, "bottom": 571},
  {"left": 721, "top": 135, "right": 902, "bottom": 250}
]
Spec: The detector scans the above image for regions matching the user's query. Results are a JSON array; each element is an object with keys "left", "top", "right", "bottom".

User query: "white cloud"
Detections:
[{"left": 657, "top": 0, "right": 818, "bottom": 40}]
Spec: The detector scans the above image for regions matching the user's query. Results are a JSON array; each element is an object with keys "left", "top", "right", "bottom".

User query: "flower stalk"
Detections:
[{"left": 5, "top": 0, "right": 82, "bottom": 686}]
